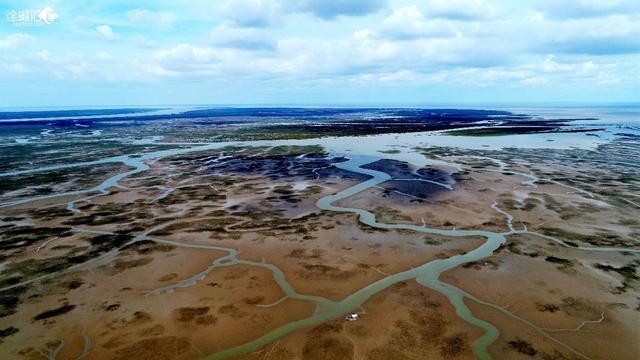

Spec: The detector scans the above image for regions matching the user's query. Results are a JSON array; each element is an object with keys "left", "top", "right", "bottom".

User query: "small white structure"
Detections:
[{"left": 345, "top": 313, "right": 360, "bottom": 321}]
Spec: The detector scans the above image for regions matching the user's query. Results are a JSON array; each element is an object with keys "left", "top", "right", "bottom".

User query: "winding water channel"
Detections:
[
  {"left": 2, "top": 139, "right": 639, "bottom": 360},
  {"left": 202, "top": 155, "right": 639, "bottom": 360},
  {"left": 201, "top": 154, "right": 509, "bottom": 360}
]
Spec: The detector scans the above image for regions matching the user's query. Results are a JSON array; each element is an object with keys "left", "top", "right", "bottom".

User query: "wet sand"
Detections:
[{"left": 1, "top": 141, "right": 638, "bottom": 360}]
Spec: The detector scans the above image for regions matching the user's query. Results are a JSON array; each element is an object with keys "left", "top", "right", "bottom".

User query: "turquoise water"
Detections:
[
  {"left": 203, "top": 155, "right": 506, "bottom": 360},
  {"left": 201, "top": 153, "right": 638, "bottom": 359}
]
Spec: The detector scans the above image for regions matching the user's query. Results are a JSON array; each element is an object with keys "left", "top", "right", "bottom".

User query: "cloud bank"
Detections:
[{"left": 0, "top": 0, "right": 638, "bottom": 105}]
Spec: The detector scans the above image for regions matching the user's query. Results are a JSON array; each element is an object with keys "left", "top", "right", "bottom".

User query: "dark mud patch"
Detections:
[
  {"left": 114, "top": 311, "right": 153, "bottom": 328},
  {"left": 288, "top": 248, "right": 322, "bottom": 259},
  {"left": 113, "top": 336, "right": 191, "bottom": 360},
  {"left": 440, "top": 333, "right": 468, "bottom": 358},
  {"left": 205, "top": 152, "right": 370, "bottom": 182},
  {"left": 507, "top": 338, "right": 537, "bottom": 356},
  {"left": 462, "top": 259, "right": 501, "bottom": 270},
  {"left": 373, "top": 206, "right": 414, "bottom": 224},
  {"left": 33, "top": 303, "right": 75, "bottom": 321},
  {"left": 158, "top": 273, "right": 178, "bottom": 282},
  {"left": 0, "top": 224, "right": 71, "bottom": 252},
  {"left": 368, "top": 347, "right": 410, "bottom": 360},
  {"left": 540, "top": 227, "right": 635, "bottom": 248},
  {"left": 0, "top": 291, "right": 22, "bottom": 318},
  {"left": 218, "top": 304, "right": 248, "bottom": 319},
  {"left": 109, "top": 257, "right": 153, "bottom": 274},
  {"left": 172, "top": 306, "right": 218, "bottom": 327},
  {"left": 446, "top": 126, "right": 601, "bottom": 137},
  {"left": 378, "top": 180, "right": 445, "bottom": 201},
  {"left": 175, "top": 306, "right": 210, "bottom": 322},
  {"left": 363, "top": 159, "right": 453, "bottom": 183},
  {"left": 62, "top": 279, "right": 83, "bottom": 290},
  {"left": 0, "top": 326, "right": 19, "bottom": 339},
  {"left": 297, "top": 264, "right": 357, "bottom": 280},
  {"left": 243, "top": 296, "right": 265, "bottom": 305},
  {"left": 122, "top": 240, "right": 175, "bottom": 255},
  {"left": 533, "top": 297, "right": 600, "bottom": 319},
  {"left": 363, "top": 160, "right": 457, "bottom": 200},
  {"left": 138, "top": 324, "right": 165, "bottom": 337},
  {"left": 593, "top": 261, "right": 639, "bottom": 293},
  {"left": 559, "top": 297, "right": 600, "bottom": 318},
  {"left": 104, "top": 303, "right": 121, "bottom": 312},
  {"left": 223, "top": 267, "right": 248, "bottom": 280},
  {"left": 365, "top": 285, "right": 472, "bottom": 359},
  {"left": 536, "top": 303, "right": 560, "bottom": 313},
  {"left": 303, "top": 323, "right": 353, "bottom": 360},
  {"left": 545, "top": 256, "right": 574, "bottom": 271}
]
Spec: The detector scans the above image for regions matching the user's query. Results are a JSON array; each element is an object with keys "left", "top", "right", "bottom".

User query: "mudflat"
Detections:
[{"left": 1, "top": 108, "right": 639, "bottom": 360}]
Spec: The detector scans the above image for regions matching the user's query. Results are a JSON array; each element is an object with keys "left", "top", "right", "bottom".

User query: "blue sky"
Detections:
[{"left": 0, "top": 0, "right": 639, "bottom": 107}]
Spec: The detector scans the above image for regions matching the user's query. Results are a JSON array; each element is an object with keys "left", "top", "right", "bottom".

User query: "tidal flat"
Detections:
[{"left": 0, "top": 107, "right": 638, "bottom": 360}]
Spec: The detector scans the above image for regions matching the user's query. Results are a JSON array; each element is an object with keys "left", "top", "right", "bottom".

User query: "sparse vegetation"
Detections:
[{"left": 508, "top": 338, "right": 537, "bottom": 356}]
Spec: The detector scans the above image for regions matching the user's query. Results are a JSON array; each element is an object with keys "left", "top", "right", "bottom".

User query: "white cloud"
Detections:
[
  {"left": 0, "top": 33, "right": 35, "bottom": 49},
  {"left": 426, "top": 0, "right": 498, "bottom": 21},
  {"left": 36, "top": 49, "right": 50, "bottom": 61},
  {"left": 381, "top": 6, "right": 458, "bottom": 39},
  {"left": 67, "top": 62, "right": 88, "bottom": 76},
  {"left": 132, "top": 35, "right": 157, "bottom": 49},
  {"left": 474, "top": 56, "right": 618, "bottom": 87},
  {"left": 126, "top": 9, "right": 176, "bottom": 27},
  {"left": 480, "top": 68, "right": 532, "bottom": 82},
  {"left": 3, "top": 0, "right": 637, "bottom": 102},
  {"left": 290, "top": 0, "right": 388, "bottom": 19},
  {"left": 538, "top": 55, "right": 581, "bottom": 73},
  {"left": 6, "top": 62, "right": 30, "bottom": 74},
  {"left": 222, "top": 0, "right": 282, "bottom": 28},
  {"left": 531, "top": 15, "right": 640, "bottom": 55},
  {"left": 156, "top": 44, "right": 222, "bottom": 63},
  {"left": 95, "top": 25, "right": 120, "bottom": 41},
  {"left": 95, "top": 51, "right": 114, "bottom": 61},
  {"left": 531, "top": 56, "right": 613, "bottom": 83},
  {"left": 521, "top": 77, "right": 548, "bottom": 86},
  {"left": 151, "top": 44, "right": 246, "bottom": 77},
  {"left": 34, "top": 51, "right": 83, "bottom": 66},
  {"left": 534, "top": 0, "right": 640, "bottom": 19},
  {"left": 221, "top": 0, "right": 387, "bottom": 27},
  {"left": 378, "top": 69, "right": 415, "bottom": 82},
  {"left": 210, "top": 24, "right": 275, "bottom": 50}
]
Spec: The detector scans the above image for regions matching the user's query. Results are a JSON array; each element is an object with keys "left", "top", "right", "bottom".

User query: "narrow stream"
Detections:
[
  {"left": 2, "top": 140, "right": 637, "bottom": 359},
  {"left": 201, "top": 154, "right": 638, "bottom": 359},
  {"left": 203, "top": 155, "right": 507, "bottom": 360}
]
